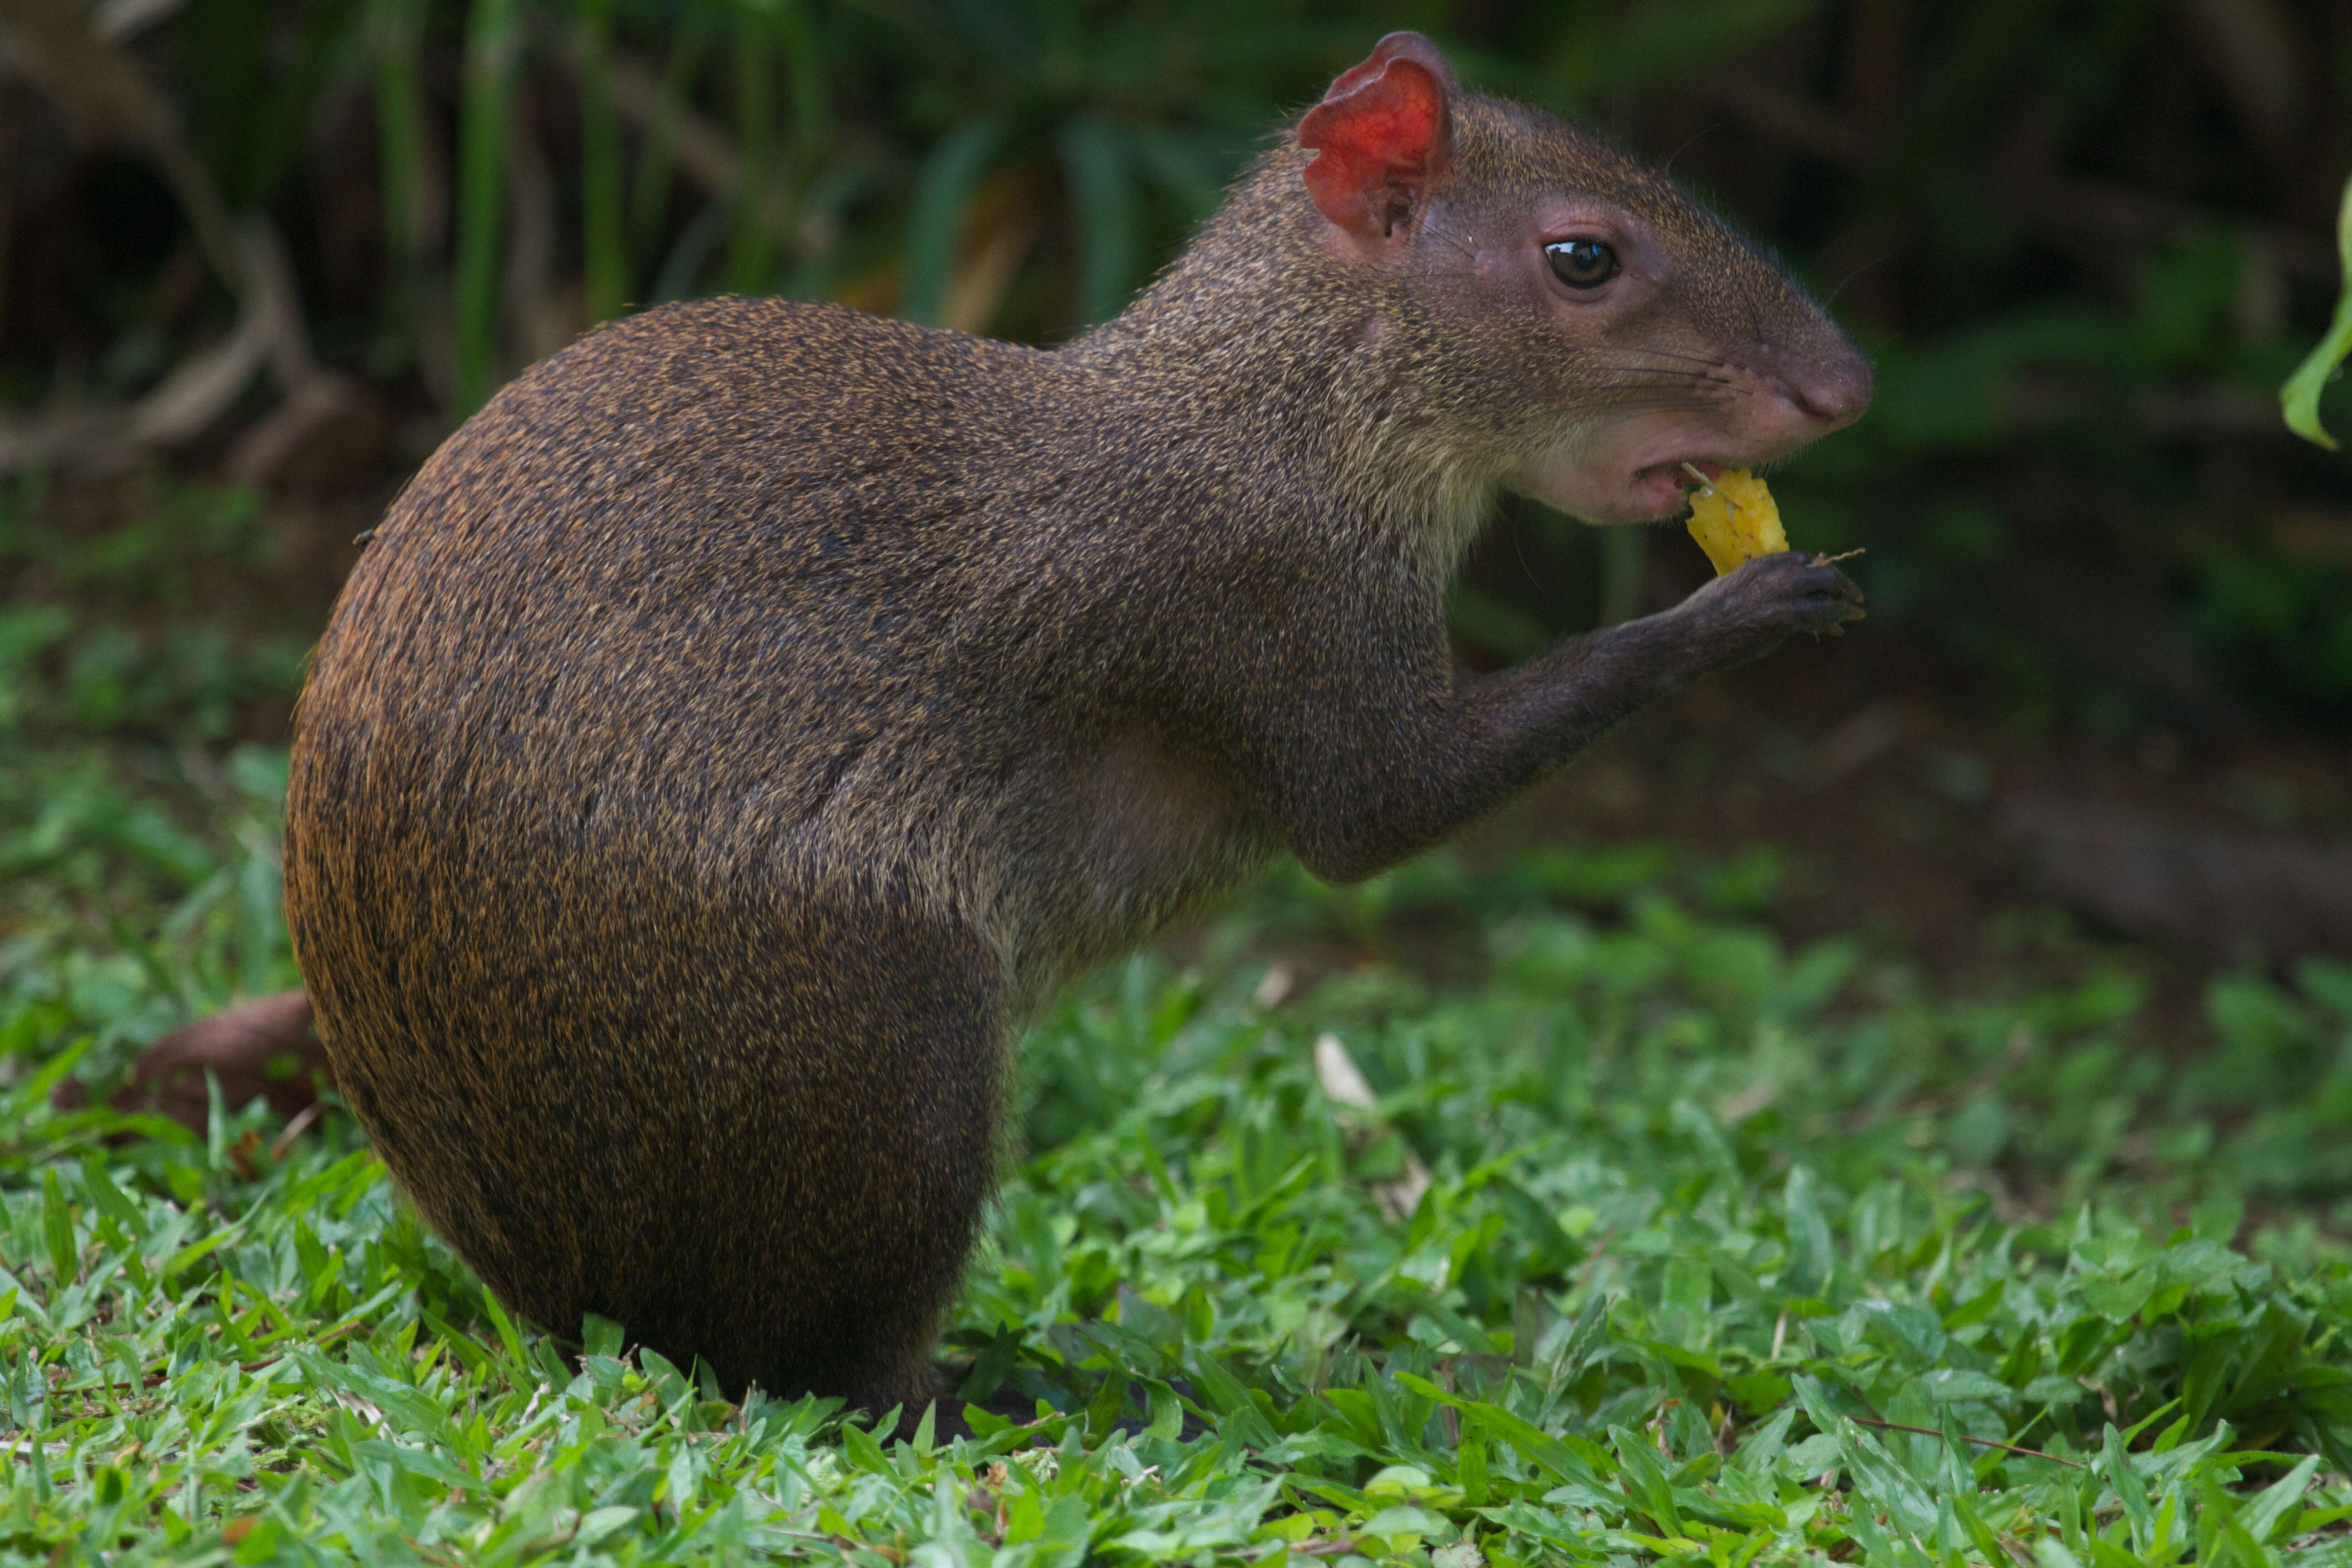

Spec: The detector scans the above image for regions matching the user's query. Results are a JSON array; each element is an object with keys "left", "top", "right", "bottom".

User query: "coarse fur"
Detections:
[{"left": 283, "top": 39, "right": 1871, "bottom": 1415}]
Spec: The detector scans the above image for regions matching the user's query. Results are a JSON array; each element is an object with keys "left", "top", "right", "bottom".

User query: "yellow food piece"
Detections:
[{"left": 1684, "top": 469, "right": 1788, "bottom": 577}]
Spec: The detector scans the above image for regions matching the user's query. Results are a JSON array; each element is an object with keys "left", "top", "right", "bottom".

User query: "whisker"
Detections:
[
  {"left": 1585, "top": 396, "right": 1727, "bottom": 415},
  {"left": 1825, "top": 252, "right": 1896, "bottom": 309},
  {"left": 1589, "top": 382, "right": 1715, "bottom": 396},
  {"left": 1583, "top": 396, "right": 1725, "bottom": 410},
  {"left": 1584, "top": 380, "right": 1735, "bottom": 397},
  {"left": 1661, "top": 123, "right": 1716, "bottom": 176},
  {"left": 1592, "top": 370, "right": 1737, "bottom": 390},
  {"left": 1605, "top": 349, "right": 1732, "bottom": 370},
  {"left": 1586, "top": 367, "right": 1735, "bottom": 384},
  {"left": 1427, "top": 226, "right": 1481, "bottom": 262}
]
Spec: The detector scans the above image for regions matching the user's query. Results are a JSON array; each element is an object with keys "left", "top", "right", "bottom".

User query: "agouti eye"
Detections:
[{"left": 1545, "top": 238, "right": 1620, "bottom": 289}]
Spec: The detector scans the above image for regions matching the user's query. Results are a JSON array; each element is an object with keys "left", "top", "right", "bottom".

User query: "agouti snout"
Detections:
[{"left": 284, "top": 31, "right": 1869, "bottom": 1414}]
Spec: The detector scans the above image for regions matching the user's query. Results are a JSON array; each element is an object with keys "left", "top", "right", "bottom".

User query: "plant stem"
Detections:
[
  {"left": 453, "top": 0, "right": 523, "bottom": 417},
  {"left": 1850, "top": 1415, "right": 2083, "bottom": 1469},
  {"left": 577, "top": 0, "right": 629, "bottom": 323}
]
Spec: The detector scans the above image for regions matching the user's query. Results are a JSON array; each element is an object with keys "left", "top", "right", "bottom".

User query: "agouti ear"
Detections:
[{"left": 1299, "top": 33, "right": 1456, "bottom": 242}]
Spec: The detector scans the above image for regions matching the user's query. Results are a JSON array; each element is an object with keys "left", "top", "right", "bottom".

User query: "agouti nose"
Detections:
[{"left": 1780, "top": 351, "right": 1873, "bottom": 430}]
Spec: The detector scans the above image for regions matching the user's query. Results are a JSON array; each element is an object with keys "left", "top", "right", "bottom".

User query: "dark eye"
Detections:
[{"left": 1545, "top": 238, "right": 1621, "bottom": 289}]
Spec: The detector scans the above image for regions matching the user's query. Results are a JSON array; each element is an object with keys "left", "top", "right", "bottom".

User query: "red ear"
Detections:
[{"left": 1299, "top": 33, "right": 1455, "bottom": 240}]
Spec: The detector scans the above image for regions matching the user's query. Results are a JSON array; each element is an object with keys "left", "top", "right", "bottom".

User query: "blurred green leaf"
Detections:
[
  {"left": 2283, "top": 178, "right": 2352, "bottom": 451},
  {"left": 902, "top": 119, "right": 1006, "bottom": 325}
]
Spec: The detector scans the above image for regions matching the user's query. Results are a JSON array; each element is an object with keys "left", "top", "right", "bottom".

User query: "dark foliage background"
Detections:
[
  {"left": 7, "top": 13, "right": 2352, "bottom": 1546},
  {"left": 1, "top": 0, "right": 2349, "bottom": 976}
]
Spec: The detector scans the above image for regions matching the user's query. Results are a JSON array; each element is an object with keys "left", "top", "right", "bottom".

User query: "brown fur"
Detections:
[{"left": 283, "top": 40, "right": 1869, "bottom": 1411}]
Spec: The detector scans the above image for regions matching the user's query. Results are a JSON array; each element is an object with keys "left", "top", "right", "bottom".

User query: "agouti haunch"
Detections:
[{"left": 284, "top": 32, "right": 1870, "bottom": 1417}]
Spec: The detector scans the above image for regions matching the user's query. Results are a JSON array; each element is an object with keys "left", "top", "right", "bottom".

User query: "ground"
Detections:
[
  {"left": 0, "top": 477, "right": 2349, "bottom": 1563},
  {"left": 1, "top": 716, "right": 2349, "bottom": 1561}
]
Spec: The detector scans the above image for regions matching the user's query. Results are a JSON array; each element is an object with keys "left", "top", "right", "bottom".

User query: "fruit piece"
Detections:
[{"left": 1683, "top": 466, "right": 1788, "bottom": 577}]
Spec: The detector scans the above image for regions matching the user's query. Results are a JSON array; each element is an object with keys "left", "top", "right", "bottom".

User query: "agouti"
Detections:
[{"left": 283, "top": 33, "right": 1869, "bottom": 1417}]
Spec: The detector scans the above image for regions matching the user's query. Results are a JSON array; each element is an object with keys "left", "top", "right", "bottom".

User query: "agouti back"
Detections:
[{"left": 284, "top": 33, "right": 1869, "bottom": 1414}]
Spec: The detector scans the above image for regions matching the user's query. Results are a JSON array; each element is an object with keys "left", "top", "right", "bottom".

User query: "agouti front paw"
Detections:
[{"left": 1687, "top": 549, "right": 1865, "bottom": 666}]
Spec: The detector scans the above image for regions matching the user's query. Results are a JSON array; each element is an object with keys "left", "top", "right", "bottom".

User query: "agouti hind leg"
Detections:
[
  {"left": 305, "top": 872, "right": 1008, "bottom": 1419},
  {"left": 643, "top": 897, "right": 1010, "bottom": 1411}
]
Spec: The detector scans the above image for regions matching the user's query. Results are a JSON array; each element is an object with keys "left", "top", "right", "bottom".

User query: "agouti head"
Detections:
[{"left": 1142, "top": 32, "right": 1872, "bottom": 532}]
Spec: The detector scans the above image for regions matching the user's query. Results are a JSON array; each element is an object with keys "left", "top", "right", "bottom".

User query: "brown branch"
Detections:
[
  {"left": 603, "top": 51, "right": 739, "bottom": 195},
  {"left": 1571, "top": 1227, "right": 1616, "bottom": 1298},
  {"left": 0, "top": 0, "right": 325, "bottom": 470},
  {"left": 1700, "top": 78, "right": 2337, "bottom": 282},
  {"left": 268, "top": 1102, "right": 325, "bottom": 1161},
  {"left": 1850, "top": 1415, "right": 2083, "bottom": 1469}
]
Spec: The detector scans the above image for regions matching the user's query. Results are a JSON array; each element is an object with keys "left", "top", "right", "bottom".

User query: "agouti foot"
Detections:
[{"left": 1687, "top": 549, "right": 1866, "bottom": 666}]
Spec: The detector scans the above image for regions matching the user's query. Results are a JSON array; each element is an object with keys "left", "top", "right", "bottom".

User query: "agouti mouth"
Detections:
[
  {"left": 1612, "top": 456, "right": 1732, "bottom": 522},
  {"left": 1641, "top": 457, "right": 1727, "bottom": 488}
]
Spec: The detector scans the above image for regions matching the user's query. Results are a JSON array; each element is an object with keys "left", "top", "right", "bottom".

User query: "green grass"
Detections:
[{"left": 2, "top": 712, "right": 2351, "bottom": 1563}]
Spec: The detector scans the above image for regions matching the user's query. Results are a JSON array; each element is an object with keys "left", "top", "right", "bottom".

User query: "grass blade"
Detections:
[
  {"left": 577, "top": 0, "right": 630, "bottom": 323},
  {"left": 2282, "top": 176, "right": 2352, "bottom": 451},
  {"left": 629, "top": 11, "right": 716, "bottom": 266},
  {"left": 451, "top": 0, "right": 524, "bottom": 417},
  {"left": 724, "top": 0, "right": 776, "bottom": 295},
  {"left": 901, "top": 118, "right": 1003, "bottom": 326},
  {"left": 1059, "top": 118, "right": 1139, "bottom": 328},
  {"left": 40, "top": 1169, "right": 76, "bottom": 1286},
  {"left": 779, "top": 0, "right": 830, "bottom": 154}
]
